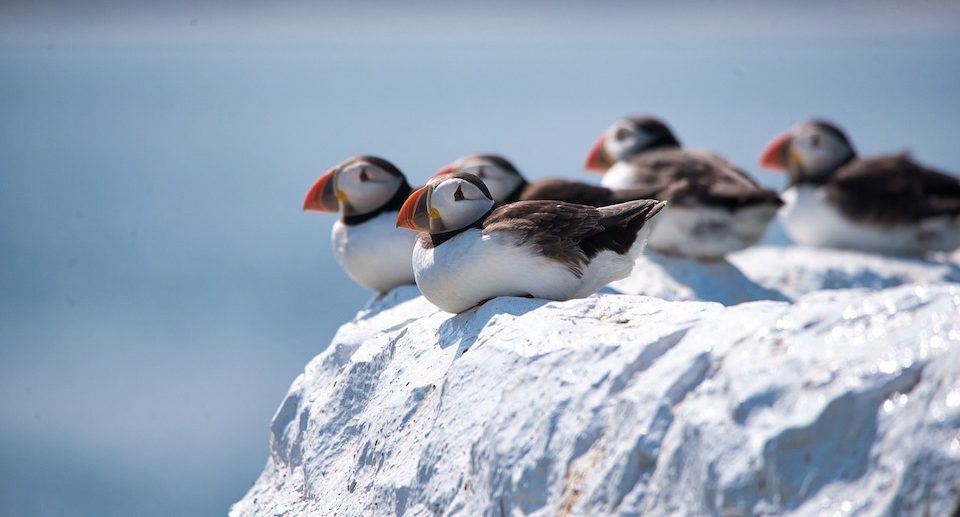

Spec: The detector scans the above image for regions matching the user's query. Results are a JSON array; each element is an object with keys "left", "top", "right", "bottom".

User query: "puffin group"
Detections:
[{"left": 304, "top": 116, "right": 960, "bottom": 313}]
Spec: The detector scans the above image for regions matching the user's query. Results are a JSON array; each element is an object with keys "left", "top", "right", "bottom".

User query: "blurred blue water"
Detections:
[{"left": 1, "top": 3, "right": 959, "bottom": 515}]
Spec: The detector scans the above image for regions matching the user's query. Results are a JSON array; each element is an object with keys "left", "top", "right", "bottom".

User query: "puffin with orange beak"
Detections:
[
  {"left": 396, "top": 172, "right": 666, "bottom": 313},
  {"left": 584, "top": 115, "right": 782, "bottom": 260},
  {"left": 759, "top": 119, "right": 960, "bottom": 254},
  {"left": 433, "top": 153, "right": 659, "bottom": 207},
  {"left": 303, "top": 155, "right": 418, "bottom": 292}
]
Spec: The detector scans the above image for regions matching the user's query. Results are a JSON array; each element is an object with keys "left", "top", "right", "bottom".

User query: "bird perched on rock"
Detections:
[
  {"left": 584, "top": 116, "right": 783, "bottom": 260},
  {"left": 395, "top": 172, "right": 666, "bottom": 313},
  {"left": 759, "top": 119, "right": 960, "bottom": 254},
  {"left": 433, "top": 153, "right": 653, "bottom": 207},
  {"left": 303, "top": 155, "right": 417, "bottom": 292}
]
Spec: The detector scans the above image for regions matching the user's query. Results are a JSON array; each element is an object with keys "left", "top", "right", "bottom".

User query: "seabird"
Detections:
[
  {"left": 396, "top": 172, "right": 665, "bottom": 313},
  {"left": 759, "top": 119, "right": 960, "bottom": 254},
  {"left": 303, "top": 155, "right": 417, "bottom": 292},
  {"left": 433, "top": 153, "right": 653, "bottom": 206},
  {"left": 584, "top": 115, "right": 783, "bottom": 259}
]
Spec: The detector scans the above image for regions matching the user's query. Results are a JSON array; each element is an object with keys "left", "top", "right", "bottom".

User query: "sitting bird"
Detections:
[
  {"left": 433, "top": 153, "right": 654, "bottom": 206},
  {"left": 584, "top": 115, "right": 783, "bottom": 260},
  {"left": 303, "top": 155, "right": 417, "bottom": 292},
  {"left": 396, "top": 172, "right": 665, "bottom": 313},
  {"left": 759, "top": 119, "right": 960, "bottom": 254}
]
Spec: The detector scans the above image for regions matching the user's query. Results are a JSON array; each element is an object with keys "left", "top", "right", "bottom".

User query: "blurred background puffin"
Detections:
[
  {"left": 759, "top": 120, "right": 960, "bottom": 255},
  {"left": 584, "top": 115, "right": 783, "bottom": 260},
  {"left": 433, "top": 153, "right": 656, "bottom": 207}
]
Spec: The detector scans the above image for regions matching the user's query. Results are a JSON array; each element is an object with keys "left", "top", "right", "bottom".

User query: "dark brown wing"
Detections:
[
  {"left": 625, "top": 149, "right": 782, "bottom": 209},
  {"left": 519, "top": 179, "right": 661, "bottom": 207},
  {"left": 482, "top": 199, "right": 664, "bottom": 276},
  {"left": 826, "top": 154, "right": 960, "bottom": 225}
]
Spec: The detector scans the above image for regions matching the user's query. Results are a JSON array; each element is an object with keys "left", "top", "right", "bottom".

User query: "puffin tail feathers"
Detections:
[
  {"left": 578, "top": 199, "right": 665, "bottom": 259},
  {"left": 597, "top": 199, "right": 667, "bottom": 229}
]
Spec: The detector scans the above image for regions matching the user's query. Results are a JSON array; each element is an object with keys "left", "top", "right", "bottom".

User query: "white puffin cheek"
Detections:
[
  {"left": 340, "top": 179, "right": 396, "bottom": 214},
  {"left": 438, "top": 199, "right": 491, "bottom": 230},
  {"left": 430, "top": 183, "right": 494, "bottom": 231},
  {"left": 604, "top": 132, "right": 627, "bottom": 160},
  {"left": 793, "top": 138, "right": 827, "bottom": 172},
  {"left": 605, "top": 131, "right": 646, "bottom": 161},
  {"left": 428, "top": 183, "right": 461, "bottom": 219}
]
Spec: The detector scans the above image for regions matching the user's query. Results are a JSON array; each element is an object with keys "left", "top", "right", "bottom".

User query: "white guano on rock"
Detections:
[
  {"left": 233, "top": 278, "right": 960, "bottom": 516},
  {"left": 610, "top": 246, "right": 960, "bottom": 306}
]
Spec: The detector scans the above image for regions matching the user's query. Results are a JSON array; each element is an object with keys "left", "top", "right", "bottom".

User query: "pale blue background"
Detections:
[{"left": 2, "top": 1, "right": 959, "bottom": 515}]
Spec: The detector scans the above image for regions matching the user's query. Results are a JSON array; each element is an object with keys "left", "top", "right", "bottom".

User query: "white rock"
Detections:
[
  {"left": 730, "top": 246, "right": 960, "bottom": 301},
  {"left": 610, "top": 247, "right": 960, "bottom": 305},
  {"left": 233, "top": 282, "right": 960, "bottom": 517},
  {"left": 609, "top": 251, "right": 789, "bottom": 306}
]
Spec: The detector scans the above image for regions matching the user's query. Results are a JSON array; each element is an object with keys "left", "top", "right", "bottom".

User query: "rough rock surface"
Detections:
[
  {"left": 609, "top": 251, "right": 789, "bottom": 306},
  {"left": 611, "top": 246, "right": 960, "bottom": 305},
  {"left": 233, "top": 281, "right": 960, "bottom": 516},
  {"left": 730, "top": 246, "right": 960, "bottom": 301}
]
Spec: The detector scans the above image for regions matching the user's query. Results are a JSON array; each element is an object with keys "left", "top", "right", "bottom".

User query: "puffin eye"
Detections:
[
  {"left": 615, "top": 128, "right": 631, "bottom": 141},
  {"left": 359, "top": 168, "right": 370, "bottom": 182},
  {"left": 810, "top": 134, "right": 822, "bottom": 148},
  {"left": 453, "top": 185, "right": 465, "bottom": 201}
]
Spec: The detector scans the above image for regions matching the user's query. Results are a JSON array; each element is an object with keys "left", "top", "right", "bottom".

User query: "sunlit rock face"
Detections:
[
  {"left": 610, "top": 246, "right": 960, "bottom": 306},
  {"left": 233, "top": 281, "right": 960, "bottom": 516},
  {"left": 729, "top": 246, "right": 960, "bottom": 301}
]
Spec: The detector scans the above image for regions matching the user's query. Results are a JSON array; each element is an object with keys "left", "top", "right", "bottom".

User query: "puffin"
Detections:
[
  {"left": 433, "top": 153, "right": 655, "bottom": 206},
  {"left": 303, "top": 155, "right": 417, "bottom": 292},
  {"left": 759, "top": 119, "right": 960, "bottom": 254},
  {"left": 584, "top": 116, "right": 783, "bottom": 260},
  {"left": 395, "top": 172, "right": 666, "bottom": 313}
]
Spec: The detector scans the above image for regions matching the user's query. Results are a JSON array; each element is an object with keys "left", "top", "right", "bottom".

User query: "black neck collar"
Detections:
[
  {"left": 792, "top": 154, "right": 856, "bottom": 187},
  {"left": 503, "top": 179, "right": 528, "bottom": 203},
  {"left": 427, "top": 203, "right": 500, "bottom": 246}
]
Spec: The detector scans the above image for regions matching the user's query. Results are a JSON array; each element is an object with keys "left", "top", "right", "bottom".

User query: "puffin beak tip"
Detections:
[
  {"left": 759, "top": 133, "right": 791, "bottom": 171},
  {"left": 303, "top": 168, "right": 340, "bottom": 212},
  {"left": 397, "top": 186, "right": 432, "bottom": 231},
  {"left": 584, "top": 134, "right": 610, "bottom": 173}
]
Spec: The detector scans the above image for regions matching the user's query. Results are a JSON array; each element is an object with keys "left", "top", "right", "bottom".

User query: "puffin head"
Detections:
[
  {"left": 759, "top": 120, "right": 856, "bottom": 184},
  {"left": 397, "top": 173, "right": 495, "bottom": 234},
  {"left": 584, "top": 115, "right": 681, "bottom": 172},
  {"left": 303, "top": 156, "right": 409, "bottom": 216},
  {"left": 432, "top": 154, "right": 526, "bottom": 202}
]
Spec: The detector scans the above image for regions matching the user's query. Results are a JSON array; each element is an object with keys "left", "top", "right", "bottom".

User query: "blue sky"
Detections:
[{"left": 1, "top": 2, "right": 959, "bottom": 515}]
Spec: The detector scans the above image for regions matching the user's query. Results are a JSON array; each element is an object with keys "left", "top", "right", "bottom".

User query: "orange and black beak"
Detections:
[
  {"left": 584, "top": 134, "right": 612, "bottom": 172},
  {"left": 302, "top": 168, "right": 343, "bottom": 212},
  {"left": 759, "top": 133, "right": 792, "bottom": 171},
  {"left": 431, "top": 164, "right": 456, "bottom": 178},
  {"left": 396, "top": 186, "right": 439, "bottom": 232}
]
